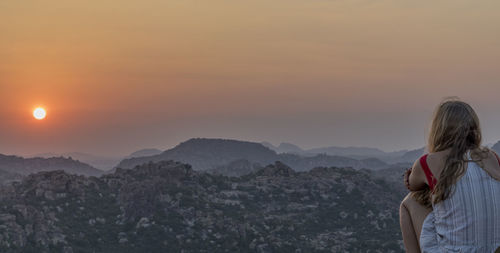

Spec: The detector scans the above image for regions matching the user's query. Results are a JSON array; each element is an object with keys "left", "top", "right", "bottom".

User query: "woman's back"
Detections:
[
  {"left": 425, "top": 149, "right": 500, "bottom": 182},
  {"left": 421, "top": 149, "right": 500, "bottom": 252}
]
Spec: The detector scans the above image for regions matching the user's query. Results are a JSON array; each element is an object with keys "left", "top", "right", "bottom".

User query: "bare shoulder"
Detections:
[
  {"left": 426, "top": 149, "right": 449, "bottom": 162},
  {"left": 484, "top": 147, "right": 500, "bottom": 161},
  {"left": 422, "top": 150, "right": 449, "bottom": 179},
  {"left": 411, "top": 155, "right": 422, "bottom": 170},
  {"left": 470, "top": 147, "right": 498, "bottom": 164},
  {"left": 478, "top": 148, "right": 500, "bottom": 179},
  {"left": 408, "top": 155, "right": 426, "bottom": 190},
  {"left": 410, "top": 151, "right": 441, "bottom": 173}
]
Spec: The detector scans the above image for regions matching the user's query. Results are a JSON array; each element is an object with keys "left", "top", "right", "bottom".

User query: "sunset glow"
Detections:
[
  {"left": 2, "top": 0, "right": 500, "bottom": 156},
  {"left": 33, "top": 108, "right": 46, "bottom": 120}
]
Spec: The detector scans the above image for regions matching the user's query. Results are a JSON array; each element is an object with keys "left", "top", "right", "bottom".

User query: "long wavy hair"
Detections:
[
  {"left": 411, "top": 99, "right": 489, "bottom": 207},
  {"left": 428, "top": 98, "right": 489, "bottom": 204}
]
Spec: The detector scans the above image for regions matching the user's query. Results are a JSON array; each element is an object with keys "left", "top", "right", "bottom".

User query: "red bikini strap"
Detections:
[{"left": 419, "top": 154, "right": 437, "bottom": 191}]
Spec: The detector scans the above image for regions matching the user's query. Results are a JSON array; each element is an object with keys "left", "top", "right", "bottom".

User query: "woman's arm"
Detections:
[{"left": 406, "top": 158, "right": 428, "bottom": 191}]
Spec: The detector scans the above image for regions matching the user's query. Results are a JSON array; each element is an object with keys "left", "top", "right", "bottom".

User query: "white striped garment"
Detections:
[{"left": 420, "top": 150, "right": 500, "bottom": 253}]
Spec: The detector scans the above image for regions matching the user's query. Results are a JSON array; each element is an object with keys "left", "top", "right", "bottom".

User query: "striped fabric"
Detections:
[{"left": 420, "top": 150, "right": 500, "bottom": 253}]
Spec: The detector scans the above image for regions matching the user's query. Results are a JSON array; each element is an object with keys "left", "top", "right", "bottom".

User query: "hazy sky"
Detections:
[{"left": 1, "top": 0, "right": 500, "bottom": 156}]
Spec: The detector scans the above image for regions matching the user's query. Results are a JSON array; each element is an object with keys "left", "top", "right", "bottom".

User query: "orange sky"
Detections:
[{"left": 1, "top": 0, "right": 500, "bottom": 156}]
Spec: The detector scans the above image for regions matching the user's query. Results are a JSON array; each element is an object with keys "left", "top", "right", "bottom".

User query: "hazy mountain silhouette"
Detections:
[
  {"left": 124, "top": 148, "right": 163, "bottom": 159},
  {"left": 32, "top": 152, "right": 121, "bottom": 171},
  {"left": 32, "top": 149, "right": 163, "bottom": 171},
  {"left": 117, "top": 138, "right": 395, "bottom": 172},
  {"left": 397, "top": 147, "right": 425, "bottom": 163},
  {"left": 0, "top": 154, "right": 103, "bottom": 177},
  {"left": 261, "top": 142, "right": 305, "bottom": 154},
  {"left": 260, "top": 141, "right": 279, "bottom": 151},
  {"left": 262, "top": 142, "right": 410, "bottom": 163},
  {"left": 276, "top": 153, "right": 388, "bottom": 171},
  {"left": 307, "top": 146, "right": 387, "bottom": 157},
  {"left": 118, "top": 137, "right": 500, "bottom": 174},
  {"left": 118, "top": 138, "right": 278, "bottom": 171}
]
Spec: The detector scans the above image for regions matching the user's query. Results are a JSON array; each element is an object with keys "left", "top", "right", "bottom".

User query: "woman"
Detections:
[{"left": 400, "top": 99, "right": 500, "bottom": 252}]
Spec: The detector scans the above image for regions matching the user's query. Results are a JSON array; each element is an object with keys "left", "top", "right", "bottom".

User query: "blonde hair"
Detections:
[{"left": 428, "top": 98, "right": 488, "bottom": 204}]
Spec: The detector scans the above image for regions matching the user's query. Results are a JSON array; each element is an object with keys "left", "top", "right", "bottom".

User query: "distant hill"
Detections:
[
  {"left": 32, "top": 149, "right": 163, "bottom": 171},
  {"left": 278, "top": 153, "right": 388, "bottom": 171},
  {"left": 117, "top": 138, "right": 394, "bottom": 172},
  {"left": 307, "top": 146, "right": 388, "bottom": 157},
  {"left": 124, "top": 148, "right": 163, "bottom": 159},
  {"left": 260, "top": 141, "right": 278, "bottom": 151},
  {"left": 261, "top": 142, "right": 305, "bottom": 154},
  {"left": 262, "top": 142, "right": 411, "bottom": 163},
  {"left": 32, "top": 152, "right": 121, "bottom": 171},
  {"left": 360, "top": 157, "right": 390, "bottom": 168},
  {"left": 0, "top": 154, "right": 103, "bottom": 177},
  {"left": 118, "top": 138, "right": 278, "bottom": 171},
  {"left": 397, "top": 147, "right": 425, "bottom": 163}
]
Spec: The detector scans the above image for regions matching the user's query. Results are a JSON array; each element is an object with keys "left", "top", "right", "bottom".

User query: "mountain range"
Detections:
[
  {"left": 30, "top": 149, "right": 163, "bottom": 171},
  {"left": 0, "top": 138, "right": 420, "bottom": 186},
  {"left": 7, "top": 138, "right": 498, "bottom": 183},
  {"left": 22, "top": 138, "right": 434, "bottom": 174},
  {"left": 117, "top": 138, "right": 422, "bottom": 172},
  {"left": 261, "top": 141, "right": 421, "bottom": 162}
]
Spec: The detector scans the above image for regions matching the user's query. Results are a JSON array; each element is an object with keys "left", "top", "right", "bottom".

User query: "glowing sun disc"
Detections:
[{"left": 33, "top": 108, "right": 47, "bottom": 120}]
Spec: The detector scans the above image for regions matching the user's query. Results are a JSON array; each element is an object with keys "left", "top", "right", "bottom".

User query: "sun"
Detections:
[{"left": 33, "top": 107, "right": 47, "bottom": 120}]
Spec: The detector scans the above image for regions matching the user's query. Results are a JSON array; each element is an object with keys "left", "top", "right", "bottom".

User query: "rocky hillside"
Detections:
[
  {"left": 208, "top": 159, "right": 263, "bottom": 177},
  {"left": 0, "top": 161, "right": 406, "bottom": 253},
  {"left": 0, "top": 154, "right": 103, "bottom": 177},
  {"left": 0, "top": 169, "right": 23, "bottom": 185}
]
